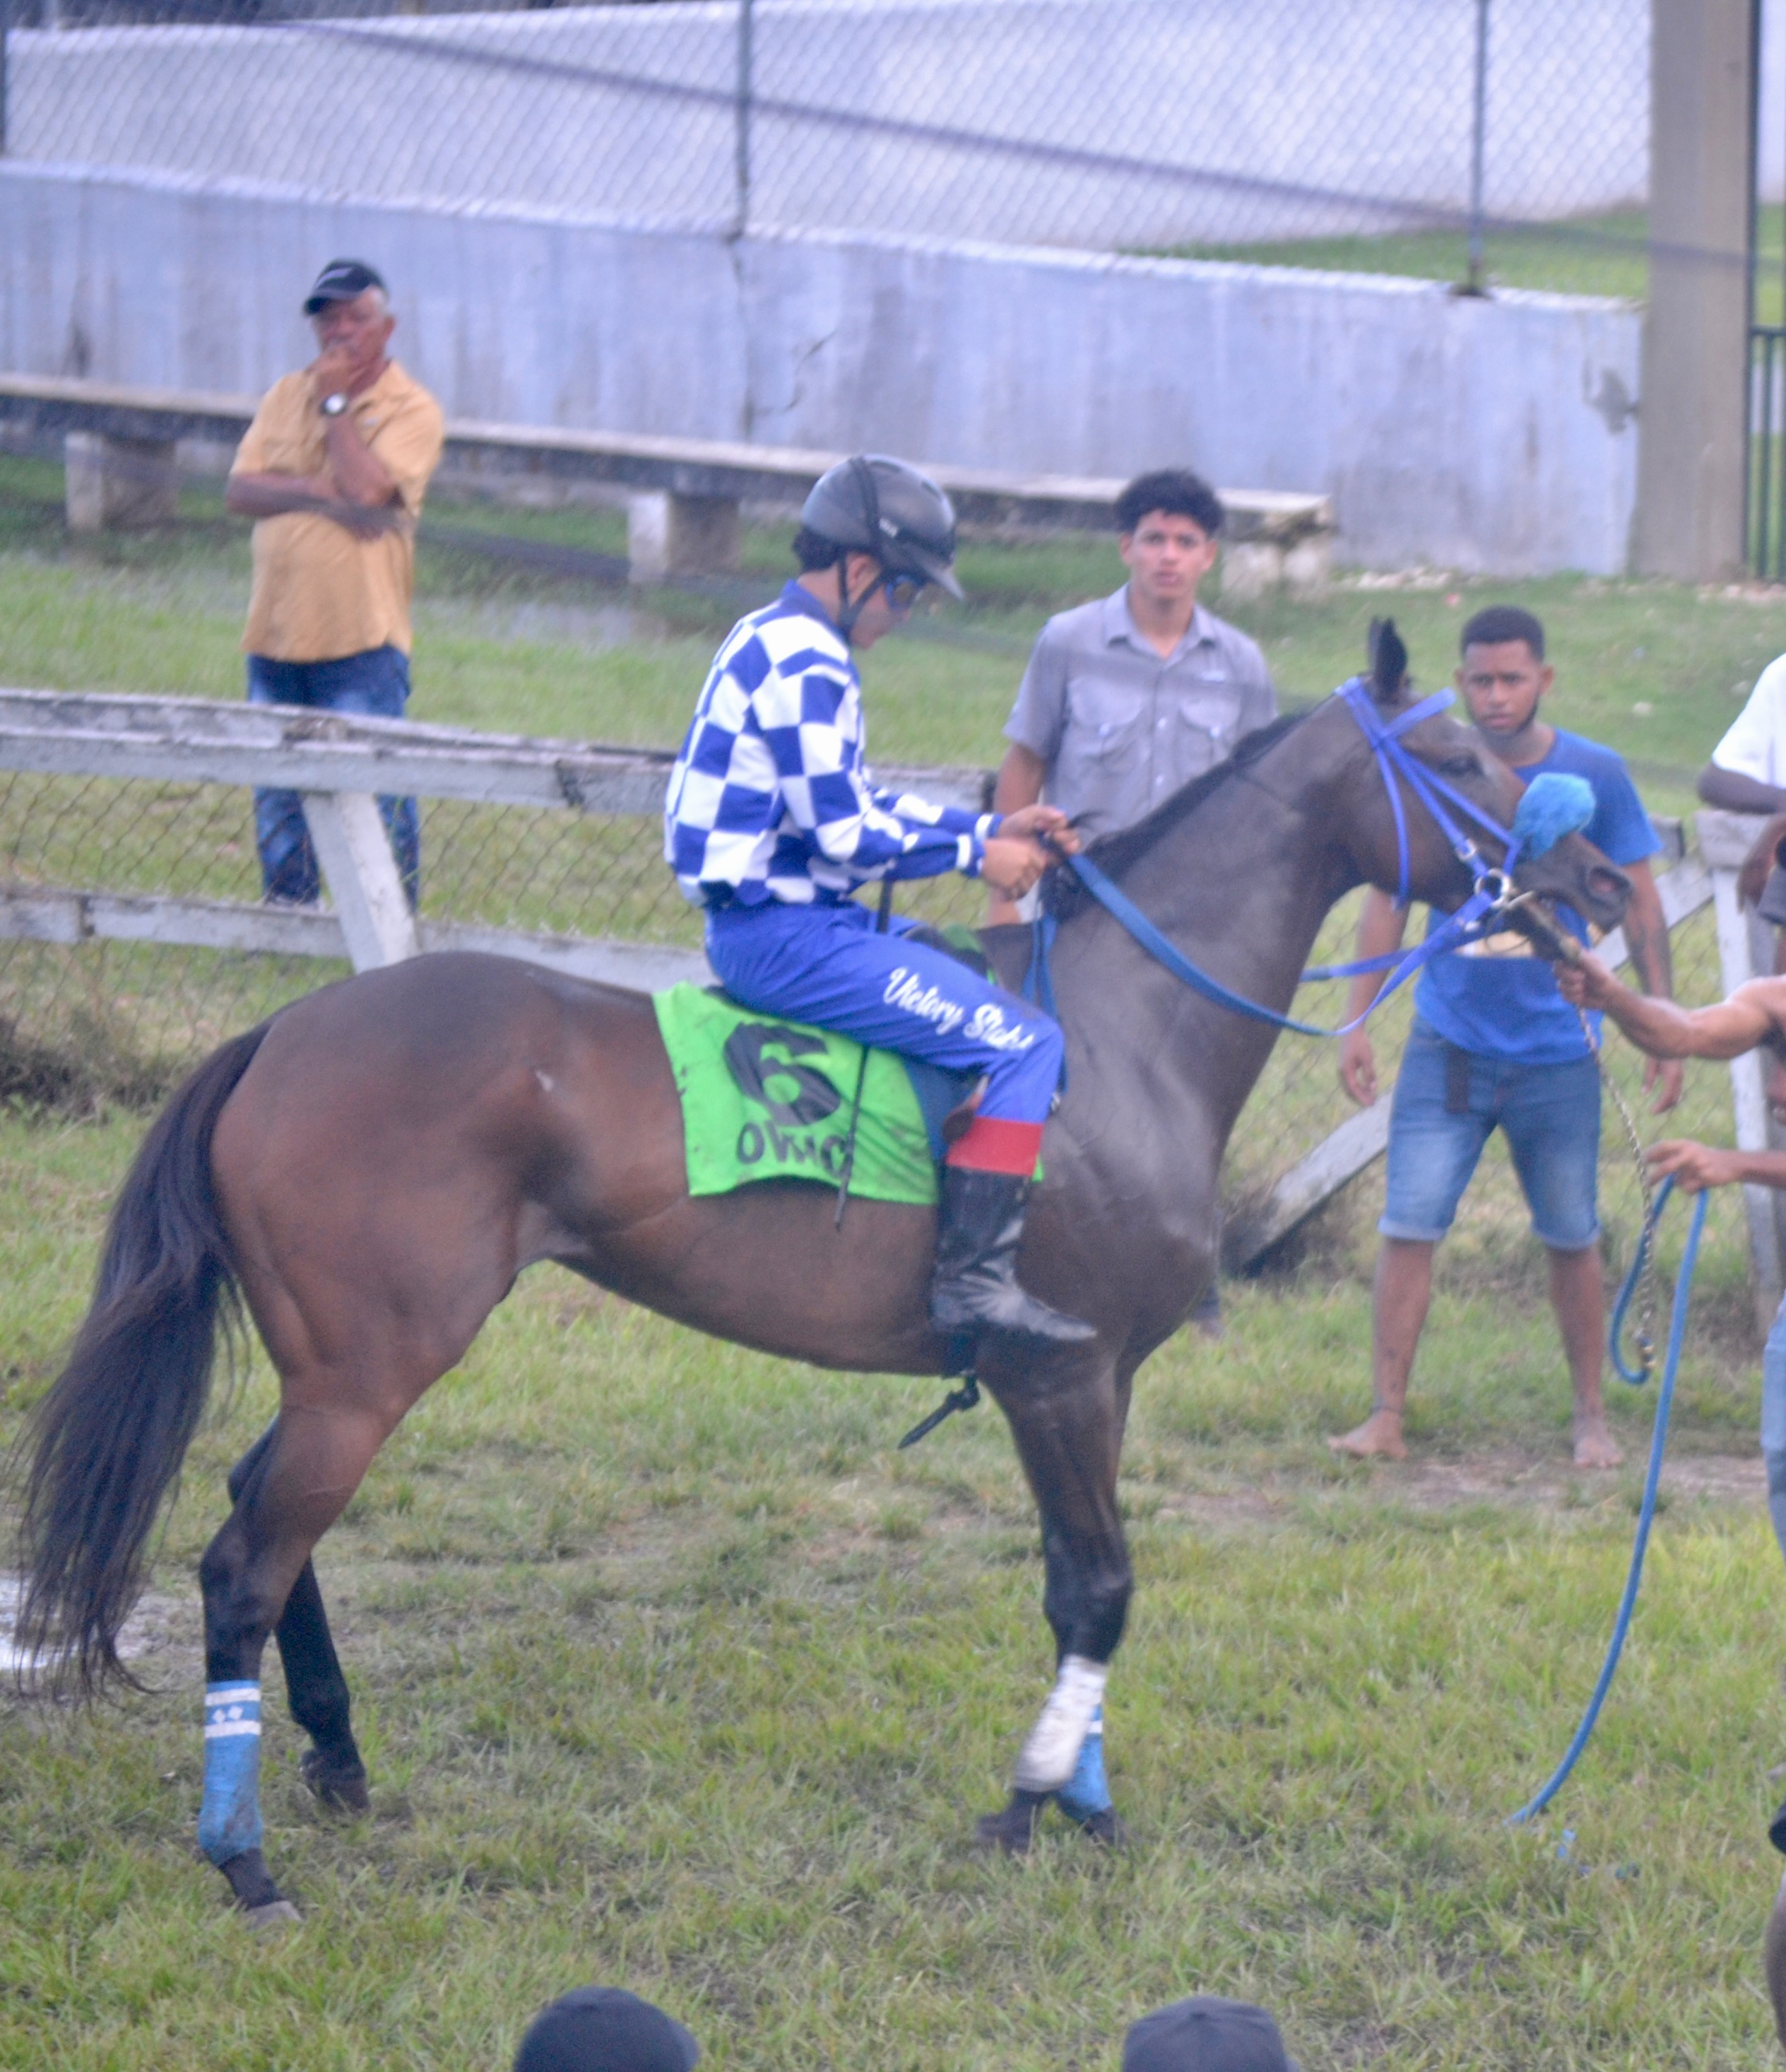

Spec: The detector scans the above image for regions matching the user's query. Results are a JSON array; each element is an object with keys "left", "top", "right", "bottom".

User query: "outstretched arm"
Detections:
[
  {"left": 1559, "top": 955, "right": 1786, "bottom": 1060},
  {"left": 1619, "top": 859, "right": 1684, "bottom": 1112},
  {"left": 1645, "top": 1138, "right": 1786, "bottom": 1191}
]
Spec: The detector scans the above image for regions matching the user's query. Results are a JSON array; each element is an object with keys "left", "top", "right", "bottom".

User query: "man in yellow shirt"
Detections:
[{"left": 227, "top": 259, "right": 444, "bottom": 905}]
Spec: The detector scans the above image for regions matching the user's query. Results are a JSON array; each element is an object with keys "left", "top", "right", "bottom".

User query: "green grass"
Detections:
[
  {"left": 1152, "top": 204, "right": 1786, "bottom": 324},
  {"left": 6, "top": 464, "right": 1786, "bottom": 2064},
  {"left": 1, "top": 1107, "right": 1782, "bottom": 2071}
]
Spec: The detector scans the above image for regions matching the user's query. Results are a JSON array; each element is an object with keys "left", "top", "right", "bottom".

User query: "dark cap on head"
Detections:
[
  {"left": 1123, "top": 1996, "right": 1297, "bottom": 2072},
  {"left": 513, "top": 1988, "right": 699, "bottom": 2072},
  {"left": 303, "top": 258, "right": 388, "bottom": 316}
]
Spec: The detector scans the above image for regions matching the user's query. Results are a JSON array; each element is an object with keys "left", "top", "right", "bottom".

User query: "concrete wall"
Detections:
[
  {"left": 0, "top": 160, "right": 1643, "bottom": 573},
  {"left": 8, "top": 0, "right": 1649, "bottom": 252}
]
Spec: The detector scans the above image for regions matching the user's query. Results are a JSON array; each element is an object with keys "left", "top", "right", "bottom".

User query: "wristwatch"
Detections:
[{"left": 319, "top": 392, "right": 350, "bottom": 418}]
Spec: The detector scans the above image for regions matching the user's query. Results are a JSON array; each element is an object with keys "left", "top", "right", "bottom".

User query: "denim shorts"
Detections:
[{"left": 1379, "top": 1017, "right": 1601, "bottom": 1251}]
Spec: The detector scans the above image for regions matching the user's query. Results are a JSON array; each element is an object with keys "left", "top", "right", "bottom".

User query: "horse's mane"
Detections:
[{"left": 1057, "top": 706, "right": 1312, "bottom": 895}]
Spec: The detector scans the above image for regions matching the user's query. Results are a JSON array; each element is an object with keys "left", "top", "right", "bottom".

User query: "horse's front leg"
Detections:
[{"left": 976, "top": 1348, "right": 1132, "bottom": 1854}]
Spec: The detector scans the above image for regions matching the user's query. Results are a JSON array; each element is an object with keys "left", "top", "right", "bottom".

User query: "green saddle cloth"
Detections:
[{"left": 652, "top": 982, "right": 942, "bottom": 1206}]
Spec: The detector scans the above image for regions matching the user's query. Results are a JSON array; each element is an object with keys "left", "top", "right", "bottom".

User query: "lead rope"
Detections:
[{"left": 1507, "top": 1179, "right": 1707, "bottom": 1824}]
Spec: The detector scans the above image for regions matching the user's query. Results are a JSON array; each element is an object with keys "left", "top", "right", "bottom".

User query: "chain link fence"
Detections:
[
  {"left": 0, "top": 755, "right": 1744, "bottom": 1301},
  {"left": 1, "top": 0, "right": 1652, "bottom": 273}
]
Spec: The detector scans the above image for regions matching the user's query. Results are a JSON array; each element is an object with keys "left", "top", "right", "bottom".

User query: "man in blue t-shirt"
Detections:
[{"left": 1327, "top": 606, "right": 1681, "bottom": 1470}]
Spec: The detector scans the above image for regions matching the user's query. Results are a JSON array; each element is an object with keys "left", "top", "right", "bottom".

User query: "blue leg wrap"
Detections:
[
  {"left": 1053, "top": 1702, "right": 1113, "bottom": 1822},
  {"left": 197, "top": 1682, "right": 264, "bottom": 1866}
]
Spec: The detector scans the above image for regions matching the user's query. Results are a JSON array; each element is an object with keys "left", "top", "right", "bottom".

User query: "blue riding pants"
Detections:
[
  {"left": 704, "top": 898, "right": 1063, "bottom": 1123},
  {"left": 247, "top": 646, "right": 420, "bottom": 907}
]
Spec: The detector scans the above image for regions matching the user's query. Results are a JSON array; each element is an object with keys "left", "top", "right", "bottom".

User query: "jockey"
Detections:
[{"left": 663, "top": 454, "right": 1094, "bottom": 1352}]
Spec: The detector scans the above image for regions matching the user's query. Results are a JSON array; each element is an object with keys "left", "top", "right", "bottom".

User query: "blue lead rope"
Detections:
[
  {"left": 1506, "top": 1178, "right": 1708, "bottom": 1826},
  {"left": 1022, "top": 682, "right": 1601, "bottom": 1043},
  {"left": 1048, "top": 851, "right": 1500, "bottom": 1039}
]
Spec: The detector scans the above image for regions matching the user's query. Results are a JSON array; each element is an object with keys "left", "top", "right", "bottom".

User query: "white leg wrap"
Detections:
[{"left": 1012, "top": 1654, "right": 1108, "bottom": 1794}]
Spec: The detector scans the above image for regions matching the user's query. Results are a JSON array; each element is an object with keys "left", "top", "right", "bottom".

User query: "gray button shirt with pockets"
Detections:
[{"left": 1004, "top": 588, "right": 1277, "bottom": 837}]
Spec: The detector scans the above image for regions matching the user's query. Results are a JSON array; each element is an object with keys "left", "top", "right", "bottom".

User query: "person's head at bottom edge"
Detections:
[
  {"left": 513, "top": 1987, "right": 700, "bottom": 2072},
  {"left": 1123, "top": 1995, "right": 1297, "bottom": 2072}
]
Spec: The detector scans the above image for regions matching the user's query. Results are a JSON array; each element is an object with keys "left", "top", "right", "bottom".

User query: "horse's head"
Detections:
[{"left": 1341, "top": 619, "right": 1631, "bottom": 941}]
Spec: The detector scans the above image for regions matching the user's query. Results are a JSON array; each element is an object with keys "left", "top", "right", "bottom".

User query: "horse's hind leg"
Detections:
[
  {"left": 227, "top": 1426, "right": 369, "bottom": 1818},
  {"left": 200, "top": 1405, "right": 394, "bottom": 1920}
]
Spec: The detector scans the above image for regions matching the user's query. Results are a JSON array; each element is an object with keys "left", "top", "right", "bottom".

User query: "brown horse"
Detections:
[{"left": 13, "top": 648, "right": 1630, "bottom": 1920}]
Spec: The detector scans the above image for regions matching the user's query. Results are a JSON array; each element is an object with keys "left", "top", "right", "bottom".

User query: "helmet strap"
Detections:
[{"left": 834, "top": 551, "right": 880, "bottom": 640}]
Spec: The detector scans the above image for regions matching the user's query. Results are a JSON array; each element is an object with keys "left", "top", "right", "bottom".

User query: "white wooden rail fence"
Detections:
[
  {"left": 0, "top": 689, "right": 1779, "bottom": 1305},
  {"left": 0, "top": 686, "right": 982, "bottom": 991}
]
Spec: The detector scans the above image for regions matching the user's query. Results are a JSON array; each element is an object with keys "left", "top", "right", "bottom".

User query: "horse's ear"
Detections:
[{"left": 1367, "top": 617, "right": 1409, "bottom": 704}]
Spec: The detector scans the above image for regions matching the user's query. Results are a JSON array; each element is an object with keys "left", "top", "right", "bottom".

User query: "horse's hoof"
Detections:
[
  {"left": 974, "top": 1790, "right": 1047, "bottom": 1854},
  {"left": 300, "top": 1746, "right": 370, "bottom": 1815},
  {"left": 242, "top": 1898, "right": 303, "bottom": 1933},
  {"left": 1072, "top": 1806, "right": 1130, "bottom": 1848}
]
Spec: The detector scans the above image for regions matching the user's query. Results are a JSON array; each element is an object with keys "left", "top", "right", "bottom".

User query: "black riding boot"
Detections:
[{"left": 928, "top": 1168, "right": 1096, "bottom": 1348}]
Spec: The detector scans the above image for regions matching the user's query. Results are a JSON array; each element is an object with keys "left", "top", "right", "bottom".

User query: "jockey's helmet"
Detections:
[{"left": 799, "top": 454, "right": 963, "bottom": 600}]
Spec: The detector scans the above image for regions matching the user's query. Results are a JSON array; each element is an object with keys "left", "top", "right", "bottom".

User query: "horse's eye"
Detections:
[{"left": 1438, "top": 754, "right": 1479, "bottom": 778}]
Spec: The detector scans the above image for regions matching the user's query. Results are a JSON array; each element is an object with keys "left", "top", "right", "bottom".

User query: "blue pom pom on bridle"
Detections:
[{"left": 1510, "top": 772, "right": 1595, "bottom": 861}]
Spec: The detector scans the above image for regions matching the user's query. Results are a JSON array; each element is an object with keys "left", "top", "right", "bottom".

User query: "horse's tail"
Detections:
[{"left": 11, "top": 1020, "right": 273, "bottom": 1695}]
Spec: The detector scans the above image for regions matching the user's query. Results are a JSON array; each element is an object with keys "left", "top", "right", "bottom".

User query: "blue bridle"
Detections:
[{"left": 1024, "top": 678, "right": 1528, "bottom": 1040}]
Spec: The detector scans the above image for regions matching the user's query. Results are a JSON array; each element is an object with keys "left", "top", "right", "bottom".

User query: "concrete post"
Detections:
[
  {"left": 65, "top": 432, "right": 180, "bottom": 532},
  {"left": 627, "top": 490, "right": 742, "bottom": 585},
  {"left": 1632, "top": 0, "right": 1756, "bottom": 581}
]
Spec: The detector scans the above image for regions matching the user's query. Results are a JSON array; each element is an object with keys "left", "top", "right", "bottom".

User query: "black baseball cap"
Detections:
[
  {"left": 512, "top": 1988, "right": 700, "bottom": 2072},
  {"left": 302, "top": 258, "right": 387, "bottom": 316},
  {"left": 1123, "top": 1996, "right": 1299, "bottom": 2072}
]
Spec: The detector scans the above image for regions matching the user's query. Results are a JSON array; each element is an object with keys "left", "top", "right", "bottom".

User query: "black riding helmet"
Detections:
[{"left": 799, "top": 454, "right": 964, "bottom": 602}]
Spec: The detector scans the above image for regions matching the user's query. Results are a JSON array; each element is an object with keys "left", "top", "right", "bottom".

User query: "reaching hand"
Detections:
[
  {"left": 1738, "top": 813, "right": 1786, "bottom": 910},
  {"left": 1643, "top": 1054, "right": 1685, "bottom": 1114},
  {"left": 1555, "top": 952, "right": 1619, "bottom": 1011},
  {"left": 1643, "top": 1138, "right": 1744, "bottom": 1192},
  {"left": 1339, "top": 1028, "right": 1377, "bottom": 1106},
  {"left": 998, "top": 803, "right": 1079, "bottom": 855}
]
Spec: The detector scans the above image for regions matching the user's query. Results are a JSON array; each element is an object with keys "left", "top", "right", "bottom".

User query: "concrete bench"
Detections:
[{"left": 0, "top": 372, "right": 1335, "bottom": 598}]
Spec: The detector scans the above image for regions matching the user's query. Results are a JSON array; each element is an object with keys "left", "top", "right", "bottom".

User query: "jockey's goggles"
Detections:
[{"left": 882, "top": 573, "right": 928, "bottom": 611}]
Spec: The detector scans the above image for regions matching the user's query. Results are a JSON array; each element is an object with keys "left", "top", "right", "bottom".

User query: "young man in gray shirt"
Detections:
[
  {"left": 990, "top": 468, "right": 1277, "bottom": 1334},
  {"left": 989, "top": 466, "right": 1277, "bottom": 883}
]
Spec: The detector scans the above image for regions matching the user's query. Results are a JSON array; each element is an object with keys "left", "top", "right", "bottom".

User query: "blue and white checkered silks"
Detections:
[
  {"left": 197, "top": 1681, "right": 264, "bottom": 1866},
  {"left": 664, "top": 584, "right": 997, "bottom": 907}
]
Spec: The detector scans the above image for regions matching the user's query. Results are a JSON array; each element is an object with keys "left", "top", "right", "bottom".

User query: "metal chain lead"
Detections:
[{"left": 1576, "top": 1001, "right": 1658, "bottom": 1378}]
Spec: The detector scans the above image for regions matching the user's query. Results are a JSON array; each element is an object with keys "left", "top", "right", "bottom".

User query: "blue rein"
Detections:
[{"left": 1027, "top": 680, "right": 1526, "bottom": 1039}]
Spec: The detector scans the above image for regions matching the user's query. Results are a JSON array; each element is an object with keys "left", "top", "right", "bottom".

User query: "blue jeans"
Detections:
[
  {"left": 1380, "top": 1017, "right": 1601, "bottom": 1251},
  {"left": 1762, "top": 1297, "right": 1786, "bottom": 1567},
  {"left": 704, "top": 899, "right": 1063, "bottom": 1123},
  {"left": 247, "top": 647, "right": 420, "bottom": 907}
]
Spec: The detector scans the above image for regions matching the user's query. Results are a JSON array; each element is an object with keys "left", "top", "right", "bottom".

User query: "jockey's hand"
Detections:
[
  {"left": 980, "top": 835, "right": 1052, "bottom": 898},
  {"left": 1555, "top": 951, "right": 1618, "bottom": 1011},
  {"left": 1339, "top": 1028, "right": 1377, "bottom": 1106},
  {"left": 1644, "top": 1138, "right": 1743, "bottom": 1192},
  {"left": 1000, "top": 804, "right": 1080, "bottom": 856}
]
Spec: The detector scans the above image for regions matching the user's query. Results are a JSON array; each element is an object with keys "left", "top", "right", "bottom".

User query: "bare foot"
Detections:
[
  {"left": 1572, "top": 1417, "right": 1624, "bottom": 1471},
  {"left": 1327, "top": 1410, "right": 1407, "bottom": 1461}
]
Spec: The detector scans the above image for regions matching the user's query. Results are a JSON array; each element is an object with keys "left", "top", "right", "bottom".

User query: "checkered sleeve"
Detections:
[
  {"left": 666, "top": 601, "right": 1000, "bottom": 901},
  {"left": 783, "top": 663, "right": 996, "bottom": 879}
]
